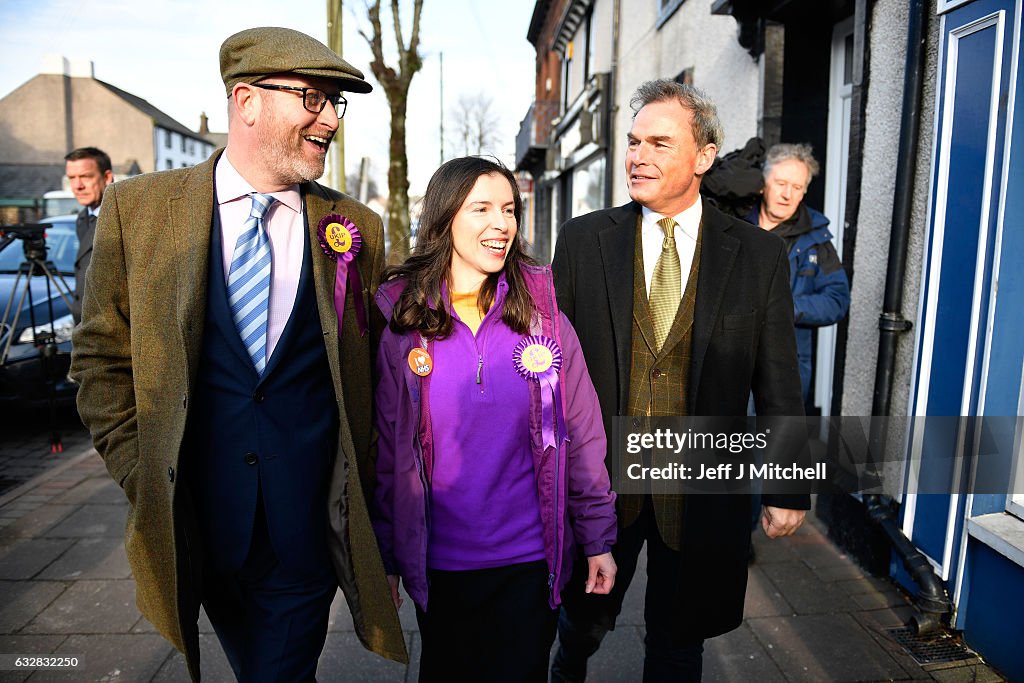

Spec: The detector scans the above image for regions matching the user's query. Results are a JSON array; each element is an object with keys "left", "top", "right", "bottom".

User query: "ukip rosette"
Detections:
[
  {"left": 512, "top": 335, "right": 563, "bottom": 380},
  {"left": 317, "top": 213, "right": 367, "bottom": 337},
  {"left": 513, "top": 335, "right": 564, "bottom": 449}
]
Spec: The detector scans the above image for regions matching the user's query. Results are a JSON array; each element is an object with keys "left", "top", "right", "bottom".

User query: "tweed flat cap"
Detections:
[{"left": 220, "top": 26, "right": 372, "bottom": 94}]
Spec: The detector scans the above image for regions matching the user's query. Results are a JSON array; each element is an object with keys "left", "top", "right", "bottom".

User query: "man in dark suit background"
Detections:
[
  {"left": 71, "top": 27, "right": 405, "bottom": 681},
  {"left": 64, "top": 146, "right": 112, "bottom": 324},
  {"left": 550, "top": 79, "right": 808, "bottom": 682}
]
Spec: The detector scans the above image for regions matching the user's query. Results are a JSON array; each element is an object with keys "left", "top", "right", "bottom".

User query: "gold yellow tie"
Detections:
[{"left": 649, "top": 217, "right": 681, "bottom": 350}]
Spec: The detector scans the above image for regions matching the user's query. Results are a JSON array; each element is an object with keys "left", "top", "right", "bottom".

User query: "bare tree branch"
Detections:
[
  {"left": 447, "top": 93, "right": 501, "bottom": 158},
  {"left": 358, "top": 0, "right": 425, "bottom": 263},
  {"left": 390, "top": 0, "right": 405, "bottom": 72}
]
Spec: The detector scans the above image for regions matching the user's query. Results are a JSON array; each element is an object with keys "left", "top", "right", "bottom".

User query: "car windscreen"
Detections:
[{"left": 0, "top": 222, "right": 79, "bottom": 275}]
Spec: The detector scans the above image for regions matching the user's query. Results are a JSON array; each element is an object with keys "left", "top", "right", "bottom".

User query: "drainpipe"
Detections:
[
  {"left": 866, "top": 0, "right": 953, "bottom": 634},
  {"left": 603, "top": 0, "right": 620, "bottom": 208}
]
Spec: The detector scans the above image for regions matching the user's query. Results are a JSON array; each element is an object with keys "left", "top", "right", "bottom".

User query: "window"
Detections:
[
  {"left": 165, "top": 159, "right": 173, "bottom": 170},
  {"left": 562, "top": 41, "right": 574, "bottom": 113},
  {"left": 164, "top": 130, "right": 172, "bottom": 148},
  {"left": 658, "top": 0, "right": 686, "bottom": 27},
  {"left": 181, "top": 135, "right": 186, "bottom": 153},
  {"left": 583, "top": 11, "right": 594, "bottom": 85},
  {"left": 571, "top": 155, "right": 605, "bottom": 219}
]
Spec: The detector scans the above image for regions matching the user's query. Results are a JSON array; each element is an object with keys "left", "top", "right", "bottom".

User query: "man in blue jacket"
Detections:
[{"left": 745, "top": 143, "right": 850, "bottom": 402}]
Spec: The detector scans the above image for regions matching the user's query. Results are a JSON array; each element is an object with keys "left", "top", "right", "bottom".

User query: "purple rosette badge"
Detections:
[
  {"left": 317, "top": 214, "right": 368, "bottom": 338},
  {"left": 513, "top": 335, "right": 565, "bottom": 450}
]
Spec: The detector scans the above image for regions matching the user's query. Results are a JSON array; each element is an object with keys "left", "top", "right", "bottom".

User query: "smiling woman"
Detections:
[{"left": 371, "top": 157, "right": 618, "bottom": 682}]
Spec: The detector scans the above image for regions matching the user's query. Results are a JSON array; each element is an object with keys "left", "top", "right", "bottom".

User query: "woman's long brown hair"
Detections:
[{"left": 383, "top": 157, "right": 535, "bottom": 338}]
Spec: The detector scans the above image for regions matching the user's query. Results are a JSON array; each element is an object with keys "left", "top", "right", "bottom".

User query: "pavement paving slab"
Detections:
[
  {"left": 36, "top": 538, "right": 131, "bottom": 581},
  {"left": 24, "top": 580, "right": 137, "bottom": 635},
  {"left": 929, "top": 663, "right": 1007, "bottom": 683},
  {"left": 45, "top": 478, "right": 124, "bottom": 507},
  {"left": 0, "top": 582, "right": 67, "bottom": 634},
  {"left": 0, "top": 636, "right": 67, "bottom": 683},
  {"left": 743, "top": 565, "right": 795, "bottom": 618},
  {"left": 29, "top": 634, "right": 172, "bottom": 682},
  {"left": 0, "top": 540, "right": 74, "bottom": 581},
  {"left": 40, "top": 505, "right": 125, "bottom": 540},
  {"left": 559, "top": 625, "right": 645, "bottom": 682},
  {"left": 150, "top": 633, "right": 233, "bottom": 683},
  {"left": 315, "top": 632, "right": 411, "bottom": 683},
  {"left": 759, "top": 560, "right": 859, "bottom": 614},
  {"left": 703, "top": 622, "right": 787, "bottom": 683},
  {"left": 0, "top": 507, "right": 78, "bottom": 543},
  {"left": 749, "top": 613, "right": 910, "bottom": 682}
]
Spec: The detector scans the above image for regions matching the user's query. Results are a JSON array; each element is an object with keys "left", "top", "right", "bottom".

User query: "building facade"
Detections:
[
  {"left": 518, "top": 0, "right": 1024, "bottom": 678},
  {"left": 0, "top": 56, "right": 216, "bottom": 222}
]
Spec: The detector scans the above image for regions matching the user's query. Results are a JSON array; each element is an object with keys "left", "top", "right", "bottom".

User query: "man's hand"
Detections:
[
  {"left": 386, "top": 574, "right": 403, "bottom": 609},
  {"left": 585, "top": 552, "right": 617, "bottom": 594},
  {"left": 761, "top": 506, "right": 806, "bottom": 538}
]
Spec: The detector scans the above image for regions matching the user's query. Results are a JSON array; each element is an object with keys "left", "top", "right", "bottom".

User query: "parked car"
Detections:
[{"left": 0, "top": 215, "right": 79, "bottom": 405}]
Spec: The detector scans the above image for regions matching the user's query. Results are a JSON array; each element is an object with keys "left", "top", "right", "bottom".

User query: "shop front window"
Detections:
[{"left": 572, "top": 156, "right": 605, "bottom": 218}]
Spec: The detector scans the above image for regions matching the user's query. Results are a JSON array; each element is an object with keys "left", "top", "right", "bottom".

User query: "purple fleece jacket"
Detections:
[
  {"left": 426, "top": 276, "right": 546, "bottom": 570},
  {"left": 372, "top": 264, "right": 617, "bottom": 611}
]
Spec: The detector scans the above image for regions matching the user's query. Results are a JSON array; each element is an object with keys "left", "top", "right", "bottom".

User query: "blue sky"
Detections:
[{"left": 0, "top": 0, "right": 537, "bottom": 194}]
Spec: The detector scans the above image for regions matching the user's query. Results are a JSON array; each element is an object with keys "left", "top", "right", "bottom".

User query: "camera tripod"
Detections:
[{"left": 0, "top": 224, "right": 76, "bottom": 453}]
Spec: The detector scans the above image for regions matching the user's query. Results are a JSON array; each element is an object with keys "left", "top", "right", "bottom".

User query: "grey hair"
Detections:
[
  {"left": 629, "top": 79, "right": 724, "bottom": 149},
  {"left": 763, "top": 143, "right": 820, "bottom": 183}
]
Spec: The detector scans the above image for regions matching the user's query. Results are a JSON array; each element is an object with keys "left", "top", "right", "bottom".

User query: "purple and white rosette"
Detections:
[
  {"left": 513, "top": 335, "right": 565, "bottom": 450},
  {"left": 317, "top": 214, "right": 367, "bottom": 338}
]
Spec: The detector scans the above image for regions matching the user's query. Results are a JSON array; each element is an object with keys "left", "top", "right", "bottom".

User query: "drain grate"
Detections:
[{"left": 886, "top": 627, "right": 980, "bottom": 666}]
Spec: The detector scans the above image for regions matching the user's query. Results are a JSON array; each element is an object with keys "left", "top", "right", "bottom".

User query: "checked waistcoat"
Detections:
[{"left": 620, "top": 215, "right": 703, "bottom": 549}]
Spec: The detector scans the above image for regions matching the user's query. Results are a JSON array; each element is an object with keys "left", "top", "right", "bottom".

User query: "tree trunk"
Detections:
[
  {"left": 386, "top": 103, "right": 411, "bottom": 263},
  {"left": 358, "top": 0, "right": 423, "bottom": 264}
]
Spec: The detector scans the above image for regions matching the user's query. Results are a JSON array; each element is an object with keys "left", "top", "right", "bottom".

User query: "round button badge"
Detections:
[
  {"left": 408, "top": 347, "right": 433, "bottom": 377},
  {"left": 325, "top": 222, "right": 353, "bottom": 253}
]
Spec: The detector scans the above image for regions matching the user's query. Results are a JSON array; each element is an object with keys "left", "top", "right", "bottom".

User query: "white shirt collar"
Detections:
[
  {"left": 641, "top": 198, "right": 702, "bottom": 240},
  {"left": 214, "top": 153, "right": 302, "bottom": 215}
]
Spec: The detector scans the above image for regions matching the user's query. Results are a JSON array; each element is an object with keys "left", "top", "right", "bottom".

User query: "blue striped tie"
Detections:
[{"left": 228, "top": 193, "right": 275, "bottom": 375}]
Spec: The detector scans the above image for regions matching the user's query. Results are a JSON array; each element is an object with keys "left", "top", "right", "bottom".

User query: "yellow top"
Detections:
[{"left": 450, "top": 289, "right": 488, "bottom": 335}]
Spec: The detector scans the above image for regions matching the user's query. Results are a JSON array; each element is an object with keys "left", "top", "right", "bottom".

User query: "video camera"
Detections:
[
  {"left": 0, "top": 223, "right": 50, "bottom": 241},
  {"left": 0, "top": 223, "right": 53, "bottom": 262}
]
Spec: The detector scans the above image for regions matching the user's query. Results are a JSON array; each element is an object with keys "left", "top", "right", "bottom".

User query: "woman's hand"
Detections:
[
  {"left": 387, "top": 574, "right": 404, "bottom": 609},
  {"left": 585, "top": 552, "right": 617, "bottom": 594}
]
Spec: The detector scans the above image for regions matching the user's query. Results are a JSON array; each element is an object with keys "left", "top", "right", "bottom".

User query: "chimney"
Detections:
[
  {"left": 199, "top": 112, "right": 210, "bottom": 136},
  {"left": 39, "top": 55, "right": 95, "bottom": 78},
  {"left": 69, "top": 59, "right": 95, "bottom": 78},
  {"left": 41, "top": 54, "right": 70, "bottom": 75}
]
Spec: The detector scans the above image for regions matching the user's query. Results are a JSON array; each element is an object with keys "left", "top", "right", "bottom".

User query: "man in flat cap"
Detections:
[{"left": 72, "top": 26, "right": 406, "bottom": 681}]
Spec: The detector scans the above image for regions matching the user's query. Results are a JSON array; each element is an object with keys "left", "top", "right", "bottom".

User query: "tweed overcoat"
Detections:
[
  {"left": 70, "top": 150, "right": 407, "bottom": 679},
  {"left": 552, "top": 198, "right": 807, "bottom": 641}
]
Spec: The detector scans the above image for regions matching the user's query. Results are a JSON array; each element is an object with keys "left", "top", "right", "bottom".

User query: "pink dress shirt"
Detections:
[{"left": 214, "top": 154, "right": 305, "bottom": 364}]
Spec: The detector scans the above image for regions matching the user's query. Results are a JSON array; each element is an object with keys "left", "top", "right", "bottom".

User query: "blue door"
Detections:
[
  {"left": 910, "top": 0, "right": 1015, "bottom": 573},
  {"left": 908, "top": 0, "right": 1024, "bottom": 677}
]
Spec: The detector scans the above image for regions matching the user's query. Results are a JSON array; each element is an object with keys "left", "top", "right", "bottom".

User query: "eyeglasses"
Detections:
[{"left": 252, "top": 84, "right": 348, "bottom": 118}]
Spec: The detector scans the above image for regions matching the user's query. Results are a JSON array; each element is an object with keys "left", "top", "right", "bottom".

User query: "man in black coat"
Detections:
[
  {"left": 64, "top": 147, "right": 113, "bottom": 324},
  {"left": 551, "top": 80, "right": 808, "bottom": 682}
]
